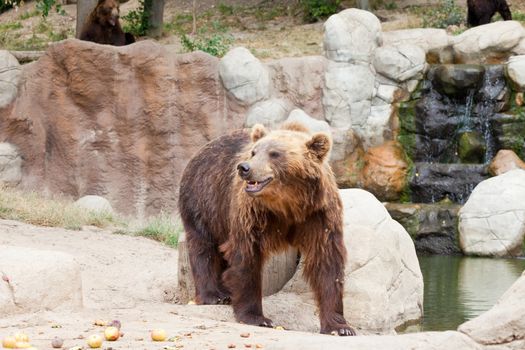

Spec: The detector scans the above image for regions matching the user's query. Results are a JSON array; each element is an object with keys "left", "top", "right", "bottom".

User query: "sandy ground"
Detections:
[{"left": 0, "top": 219, "right": 338, "bottom": 349}]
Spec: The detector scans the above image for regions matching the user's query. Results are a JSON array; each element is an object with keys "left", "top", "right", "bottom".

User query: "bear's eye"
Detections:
[{"left": 269, "top": 151, "right": 281, "bottom": 159}]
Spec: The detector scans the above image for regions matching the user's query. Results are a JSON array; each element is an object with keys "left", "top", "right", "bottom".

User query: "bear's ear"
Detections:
[
  {"left": 306, "top": 132, "right": 331, "bottom": 162},
  {"left": 251, "top": 124, "right": 268, "bottom": 143}
]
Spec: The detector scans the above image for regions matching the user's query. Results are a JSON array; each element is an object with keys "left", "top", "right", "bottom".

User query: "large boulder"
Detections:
[
  {"left": 323, "top": 62, "right": 374, "bottom": 131},
  {"left": 459, "top": 169, "right": 525, "bottom": 257},
  {"left": 459, "top": 271, "right": 525, "bottom": 350},
  {"left": 0, "top": 50, "right": 21, "bottom": 109},
  {"left": 284, "top": 109, "right": 331, "bottom": 134},
  {"left": 219, "top": 47, "right": 270, "bottom": 105},
  {"left": 1, "top": 39, "right": 247, "bottom": 217},
  {"left": 277, "top": 189, "right": 424, "bottom": 334},
  {"left": 452, "top": 21, "right": 525, "bottom": 64},
  {"left": 0, "top": 143, "right": 22, "bottom": 186},
  {"left": 506, "top": 55, "right": 525, "bottom": 91},
  {"left": 323, "top": 9, "right": 382, "bottom": 64},
  {"left": 75, "top": 195, "right": 114, "bottom": 214},
  {"left": 382, "top": 28, "right": 452, "bottom": 63},
  {"left": 244, "top": 98, "right": 292, "bottom": 128},
  {"left": 362, "top": 141, "right": 408, "bottom": 202},
  {"left": 0, "top": 246, "right": 83, "bottom": 315},
  {"left": 373, "top": 44, "right": 426, "bottom": 82}
]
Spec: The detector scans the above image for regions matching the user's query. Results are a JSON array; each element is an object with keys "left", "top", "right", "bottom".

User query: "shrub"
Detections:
[
  {"left": 421, "top": 0, "right": 464, "bottom": 28},
  {"left": 122, "top": 0, "right": 150, "bottom": 37},
  {"left": 301, "top": 0, "right": 340, "bottom": 22},
  {"left": 180, "top": 22, "right": 233, "bottom": 57}
]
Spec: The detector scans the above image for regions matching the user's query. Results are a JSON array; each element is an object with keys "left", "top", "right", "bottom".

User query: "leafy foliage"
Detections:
[
  {"left": 35, "top": 0, "right": 65, "bottom": 18},
  {"left": 420, "top": 0, "right": 464, "bottom": 28},
  {"left": 122, "top": 0, "right": 151, "bottom": 37},
  {"left": 0, "top": 0, "right": 21, "bottom": 14},
  {"left": 300, "top": 0, "right": 340, "bottom": 22},
  {"left": 180, "top": 22, "right": 233, "bottom": 57}
]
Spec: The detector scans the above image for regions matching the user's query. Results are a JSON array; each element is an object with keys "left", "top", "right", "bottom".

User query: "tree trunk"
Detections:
[
  {"left": 357, "top": 0, "right": 370, "bottom": 11},
  {"left": 146, "top": 0, "right": 164, "bottom": 38},
  {"left": 177, "top": 230, "right": 299, "bottom": 303},
  {"left": 76, "top": 0, "right": 98, "bottom": 38}
]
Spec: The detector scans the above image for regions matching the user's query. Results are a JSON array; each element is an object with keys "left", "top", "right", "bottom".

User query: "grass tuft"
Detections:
[{"left": 132, "top": 211, "right": 183, "bottom": 248}]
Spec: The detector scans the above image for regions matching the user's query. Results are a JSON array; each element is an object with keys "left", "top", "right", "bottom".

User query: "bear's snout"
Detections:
[{"left": 237, "top": 162, "right": 251, "bottom": 179}]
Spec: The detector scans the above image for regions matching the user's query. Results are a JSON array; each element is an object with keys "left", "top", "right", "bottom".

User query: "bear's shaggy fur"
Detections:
[
  {"left": 467, "top": 0, "right": 512, "bottom": 27},
  {"left": 79, "top": 0, "right": 135, "bottom": 46},
  {"left": 178, "top": 122, "right": 355, "bottom": 336}
]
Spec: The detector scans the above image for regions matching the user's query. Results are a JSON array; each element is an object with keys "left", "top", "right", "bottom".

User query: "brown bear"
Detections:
[
  {"left": 79, "top": 0, "right": 135, "bottom": 46},
  {"left": 178, "top": 122, "right": 355, "bottom": 336},
  {"left": 467, "top": 0, "right": 512, "bottom": 27}
]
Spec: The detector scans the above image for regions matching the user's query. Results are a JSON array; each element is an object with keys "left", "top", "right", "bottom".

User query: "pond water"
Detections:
[{"left": 418, "top": 254, "right": 525, "bottom": 331}]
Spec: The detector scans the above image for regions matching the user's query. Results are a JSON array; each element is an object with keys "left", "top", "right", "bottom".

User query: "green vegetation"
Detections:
[
  {"left": 132, "top": 211, "right": 183, "bottom": 248},
  {"left": 300, "top": 0, "right": 340, "bottom": 22},
  {"left": 0, "top": 186, "right": 182, "bottom": 248},
  {"left": 180, "top": 21, "right": 233, "bottom": 57},
  {"left": 122, "top": 0, "right": 151, "bottom": 37},
  {"left": 0, "top": 0, "right": 21, "bottom": 14},
  {"left": 18, "top": 9, "right": 39, "bottom": 20},
  {"left": 35, "top": 0, "right": 64, "bottom": 17},
  {"left": 410, "top": 0, "right": 465, "bottom": 29}
]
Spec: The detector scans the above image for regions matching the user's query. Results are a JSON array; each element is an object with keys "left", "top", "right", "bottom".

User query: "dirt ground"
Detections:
[{"left": 0, "top": 219, "right": 332, "bottom": 350}]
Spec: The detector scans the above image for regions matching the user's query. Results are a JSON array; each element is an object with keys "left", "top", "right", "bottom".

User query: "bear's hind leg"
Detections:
[{"left": 186, "top": 228, "right": 231, "bottom": 305}]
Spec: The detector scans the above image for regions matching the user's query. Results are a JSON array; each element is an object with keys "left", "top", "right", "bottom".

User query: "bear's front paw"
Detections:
[
  {"left": 197, "top": 291, "right": 231, "bottom": 305},
  {"left": 238, "top": 314, "right": 274, "bottom": 328}
]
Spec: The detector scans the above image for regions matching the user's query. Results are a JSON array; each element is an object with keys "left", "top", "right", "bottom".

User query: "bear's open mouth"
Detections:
[{"left": 245, "top": 177, "right": 272, "bottom": 193}]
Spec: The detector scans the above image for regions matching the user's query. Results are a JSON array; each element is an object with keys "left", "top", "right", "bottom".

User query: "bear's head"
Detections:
[
  {"left": 95, "top": 0, "right": 120, "bottom": 26},
  {"left": 237, "top": 122, "right": 332, "bottom": 199}
]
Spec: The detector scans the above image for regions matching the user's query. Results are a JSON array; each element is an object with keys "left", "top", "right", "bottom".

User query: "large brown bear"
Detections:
[
  {"left": 467, "top": 0, "right": 512, "bottom": 27},
  {"left": 79, "top": 0, "right": 135, "bottom": 46},
  {"left": 178, "top": 122, "right": 355, "bottom": 336}
]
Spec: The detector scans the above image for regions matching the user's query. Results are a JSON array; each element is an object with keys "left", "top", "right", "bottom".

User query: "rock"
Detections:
[
  {"left": 410, "top": 163, "right": 489, "bottom": 204},
  {"left": 382, "top": 28, "right": 452, "bottom": 63},
  {"left": 385, "top": 202, "right": 461, "bottom": 255},
  {"left": 323, "top": 9, "right": 382, "bottom": 64},
  {"left": 0, "top": 143, "right": 22, "bottom": 186},
  {"left": 459, "top": 169, "right": 525, "bottom": 257},
  {"left": 489, "top": 149, "right": 525, "bottom": 176},
  {"left": 245, "top": 99, "right": 292, "bottom": 128},
  {"left": 452, "top": 21, "right": 525, "bottom": 64},
  {"left": 0, "top": 39, "right": 247, "bottom": 217},
  {"left": 433, "top": 64, "right": 485, "bottom": 96},
  {"left": 0, "top": 246, "right": 82, "bottom": 315},
  {"left": 323, "top": 62, "right": 374, "bottom": 130},
  {"left": 279, "top": 189, "right": 424, "bottom": 334},
  {"left": 506, "top": 55, "right": 525, "bottom": 91},
  {"left": 490, "top": 113, "right": 525, "bottom": 160},
  {"left": 177, "top": 230, "right": 299, "bottom": 303},
  {"left": 375, "top": 84, "right": 400, "bottom": 104},
  {"left": 330, "top": 129, "right": 365, "bottom": 188},
  {"left": 512, "top": 37, "right": 525, "bottom": 55},
  {"left": 75, "top": 195, "right": 114, "bottom": 213},
  {"left": 458, "top": 131, "right": 486, "bottom": 164},
  {"left": 373, "top": 44, "right": 426, "bottom": 82},
  {"left": 459, "top": 271, "right": 525, "bottom": 349},
  {"left": 267, "top": 330, "right": 482, "bottom": 350},
  {"left": 284, "top": 109, "right": 330, "bottom": 134},
  {"left": 363, "top": 104, "right": 394, "bottom": 148},
  {"left": 362, "top": 141, "right": 408, "bottom": 201},
  {"left": 0, "top": 50, "right": 21, "bottom": 109},
  {"left": 267, "top": 56, "right": 328, "bottom": 119},
  {"left": 219, "top": 47, "right": 270, "bottom": 105}
]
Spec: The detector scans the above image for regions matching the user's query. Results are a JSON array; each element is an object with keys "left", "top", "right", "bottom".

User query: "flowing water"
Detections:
[{"left": 418, "top": 255, "right": 525, "bottom": 331}]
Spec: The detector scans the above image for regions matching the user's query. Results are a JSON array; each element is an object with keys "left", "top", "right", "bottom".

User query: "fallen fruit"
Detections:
[
  {"left": 87, "top": 334, "right": 103, "bottom": 348},
  {"left": 104, "top": 327, "right": 120, "bottom": 341},
  {"left": 14, "top": 333, "right": 29, "bottom": 343},
  {"left": 187, "top": 300, "right": 196, "bottom": 305},
  {"left": 150, "top": 329, "right": 167, "bottom": 342},
  {"left": 93, "top": 320, "right": 108, "bottom": 327},
  {"left": 14, "top": 342, "right": 32, "bottom": 349},
  {"left": 274, "top": 326, "right": 284, "bottom": 331},
  {"left": 2, "top": 336, "right": 16, "bottom": 349},
  {"left": 51, "top": 336, "right": 64, "bottom": 348},
  {"left": 240, "top": 333, "right": 250, "bottom": 338}
]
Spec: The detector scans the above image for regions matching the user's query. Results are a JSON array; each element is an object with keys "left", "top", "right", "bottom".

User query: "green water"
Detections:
[{"left": 418, "top": 255, "right": 525, "bottom": 331}]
